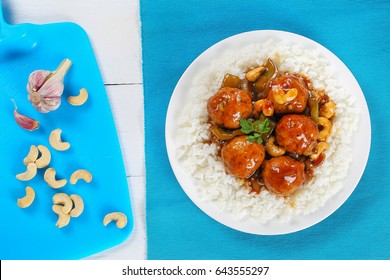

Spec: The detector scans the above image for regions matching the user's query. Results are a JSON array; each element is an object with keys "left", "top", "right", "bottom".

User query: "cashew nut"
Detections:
[
  {"left": 52, "top": 205, "right": 71, "bottom": 228},
  {"left": 245, "top": 66, "right": 265, "bottom": 82},
  {"left": 44, "top": 168, "right": 67, "bottom": 189},
  {"left": 70, "top": 169, "right": 92, "bottom": 185},
  {"left": 317, "top": 117, "right": 332, "bottom": 141},
  {"left": 68, "top": 88, "right": 88, "bottom": 106},
  {"left": 23, "top": 145, "right": 39, "bottom": 165},
  {"left": 265, "top": 136, "right": 286, "bottom": 157},
  {"left": 320, "top": 100, "right": 336, "bottom": 119},
  {"left": 35, "top": 145, "right": 51, "bottom": 168},
  {"left": 103, "top": 212, "right": 127, "bottom": 228},
  {"left": 272, "top": 87, "right": 298, "bottom": 104},
  {"left": 17, "top": 186, "right": 35, "bottom": 208},
  {"left": 253, "top": 99, "right": 274, "bottom": 117},
  {"left": 49, "top": 129, "right": 70, "bottom": 151},
  {"left": 310, "top": 142, "right": 330, "bottom": 161},
  {"left": 69, "top": 194, "right": 84, "bottom": 217},
  {"left": 53, "top": 193, "right": 73, "bottom": 214},
  {"left": 16, "top": 163, "right": 37, "bottom": 181}
]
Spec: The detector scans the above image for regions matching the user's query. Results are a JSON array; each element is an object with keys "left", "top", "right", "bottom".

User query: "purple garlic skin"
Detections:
[
  {"left": 27, "top": 59, "right": 72, "bottom": 113},
  {"left": 11, "top": 100, "right": 39, "bottom": 131}
]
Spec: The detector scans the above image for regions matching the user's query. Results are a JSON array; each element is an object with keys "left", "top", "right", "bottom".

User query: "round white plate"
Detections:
[{"left": 165, "top": 30, "right": 371, "bottom": 235}]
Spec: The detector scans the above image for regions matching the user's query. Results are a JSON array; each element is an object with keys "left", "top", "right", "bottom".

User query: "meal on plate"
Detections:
[
  {"left": 176, "top": 39, "right": 359, "bottom": 223},
  {"left": 207, "top": 58, "right": 336, "bottom": 197}
]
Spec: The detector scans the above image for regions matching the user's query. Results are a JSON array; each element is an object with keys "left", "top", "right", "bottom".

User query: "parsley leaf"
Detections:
[
  {"left": 240, "top": 117, "right": 271, "bottom": 144},
  {"left": 240, "top": 118, "right": 254, "bottom": 134}
]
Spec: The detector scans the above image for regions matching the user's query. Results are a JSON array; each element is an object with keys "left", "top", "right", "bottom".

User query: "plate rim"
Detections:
[{"left": 165, "top": 29, "right": 371, "bottom": 235}]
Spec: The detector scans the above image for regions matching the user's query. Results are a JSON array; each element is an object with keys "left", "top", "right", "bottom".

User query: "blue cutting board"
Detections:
[{"left": 0, "top": 3, "right": 133, "bottom": 259}]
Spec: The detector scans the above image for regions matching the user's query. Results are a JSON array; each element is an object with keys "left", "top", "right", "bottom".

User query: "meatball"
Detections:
[
  {"left": 207, "top": 87, "right": 252, "bottom": 129},
  {"left": 221, "top": 135, "right": 265, "bottom": 179},
  {"left": 262, "top": 156, "right": 305, "bottom": 196},
  {"left": 266, "top": 74, "right": 309, "bottom": 114},
  {"left": 276, "top": 114, "right": 318, "bottom": 155}
]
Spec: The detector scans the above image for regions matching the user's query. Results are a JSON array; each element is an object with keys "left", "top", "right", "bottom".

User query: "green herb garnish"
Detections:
[{"left": 240, "top": 118, "right": 271, "bottom": 144}]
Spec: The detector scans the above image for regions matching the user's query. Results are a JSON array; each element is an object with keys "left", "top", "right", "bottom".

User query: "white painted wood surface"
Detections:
[{"left": 3, "top": 0, "right": 145, "bottom": 259}]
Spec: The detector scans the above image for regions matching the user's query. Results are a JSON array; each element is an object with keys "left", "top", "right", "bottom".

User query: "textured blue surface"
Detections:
[
  {"left": 141, "top": 0, "right": 390, "bottom": 259},
  {"left": 0, "top": 4, "right": 133, "bottom": 259}
]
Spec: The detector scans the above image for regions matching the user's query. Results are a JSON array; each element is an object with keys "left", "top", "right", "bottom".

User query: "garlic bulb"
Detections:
[{"left": 27, "top": 59, "right": 72, "bottom": 113}]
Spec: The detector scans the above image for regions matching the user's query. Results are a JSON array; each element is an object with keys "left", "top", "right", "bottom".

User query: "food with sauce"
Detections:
[
  {"left": 262, "top": 156, "right": 305, "bottom": 196},
  {"left": 221, "top": 135, "right": 265, "bottom": 179},
  {"left": 176, "top": 40, "right": 358, "bottom": 223},
  {"left": 207, "top": 87, "right": 252, "bottom": 129},
  {"left": 206, "top": 58, "right": 335, "bottom": 197}
]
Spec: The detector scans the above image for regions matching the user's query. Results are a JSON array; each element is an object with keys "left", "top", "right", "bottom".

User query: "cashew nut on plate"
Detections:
[
  {"left": 68, "top": 88, "right": 88, "bottom": 106},
  {"left": 320, "top": 100, "right": 336, "bottom": 119},
  {"left": 17, "top": 186, "right": 35, "bottom": 208},
  {"left": 253, "top": 99, "right": 274, "bottom": 117},
  {"left": 272, "top": 87, "right": 298, "bottom": 104},
  {"left": 49, "top": 128, "right": 70, "bottom": 151},
  {"left": 317, "top": 117, "right": 332, "bottom": 142},
  {"left": 103, "top": 212, "right": 127, "bottom": 229},
  {"left": 70, "top": 169, "right": 92, "bottom": 184},
  {"left": 16, "top": 163, "right": 37, "bottom": 181},
  {"left": 23, "top": 145, "right": 39, "bottom": 165},
  {"left": 35, "top": 145, "right": 51, "bottom": 168},
  {"left": 310, "top": 142, "right": 330, "bottom": 161},
  {"left": 245, "top": 66, "right": 265, "bottom": 82},
  {"left": 52, "top": 193, "right": 73, "bottom": 214},
  {"left": 44, "top": 168, "right": 67, "bottom": 189},
  {"left": 69, "top": 194, "right": 84, "bottom": 217},
  {"left": 265, "top": 136, "right": 286, "bottom": 157},
  {"left": 52, "top": 205, "right": 71, "bottom": 228}
]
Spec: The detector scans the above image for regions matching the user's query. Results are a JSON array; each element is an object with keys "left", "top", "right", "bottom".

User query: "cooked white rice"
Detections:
[{"left": 176, "top": 39, "right": 359, "bottom": 223}]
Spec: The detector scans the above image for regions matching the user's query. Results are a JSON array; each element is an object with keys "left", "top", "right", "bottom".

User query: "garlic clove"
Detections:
[
  {"left": 27, "top": 59, "right": 72, "bottom": 113},
  {"left": 27, "top": 70, "right": 51, "bottom": 92},
  {"left": 11, "top": 100, "right": 39, "bottom": 131}
]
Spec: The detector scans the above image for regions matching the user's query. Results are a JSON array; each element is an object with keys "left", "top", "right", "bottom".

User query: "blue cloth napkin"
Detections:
[{"left": 141, "top": 0, "right": 390, "bottom": 259}]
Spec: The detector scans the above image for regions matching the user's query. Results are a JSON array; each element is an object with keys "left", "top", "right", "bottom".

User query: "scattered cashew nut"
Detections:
[
  {"left": 17, "top": 186, "right": 35, "bottom": 208},
  {"left": 52, "top": 205, "right": 71, "bottom": 228},
  {"left": 69, "top": 194, "right": 84, "bottom": 217},
  {"left": 103, "top": 212, "right": 127, "bottom": 229},
  {"left": 265, "top": 136, "right": 286, "bottom": 157},
  {"left": 253, "top": 99, "right": 274, "bottom": 117},
  {"left": 272, "top": 87, "right": 298, "bottom": 104},
  {"left": 68, "top": 88, "right": 88, "bottom": 106},
  {"left": 35, "top": 145, "right": 51, "bottom": 168},
  {"left": 49, "top": 129, "right": 70, "bottom": 151},
  {"left": 23, "top": 145, "right": 39, "bottom": 165},
  {"left": 310, "top": 142, "right": 330, "bottom": 161},
  {"left": 70, "top": 169, "right": 92, "bottom": 185},
  {"left": 16, "top": 163, "right": 37, "bottom": 181},
  {"left": 320, "top": 100, "right": 336, "bottom": 119},
  {"left": 44, "top": 167, "right": 67, "bottom": 189},
  {"left": 245, "top": 66, "right": 265, "bottom": 82},
  {"left": 317, "top": 117, "right": 332, "bottom": 142},
  {"left": 53, "top": 193, "right": 73, "bottom": 214}
]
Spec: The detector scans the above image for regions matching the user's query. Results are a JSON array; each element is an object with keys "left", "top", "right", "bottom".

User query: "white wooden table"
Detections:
[{"left": 4, "top": 0, "right": 145, "bottom": 259}]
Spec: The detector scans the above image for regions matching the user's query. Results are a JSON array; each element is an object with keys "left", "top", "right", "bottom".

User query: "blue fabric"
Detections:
[{"left": 141, "top": 0, "right": 390, "bottom": 259}]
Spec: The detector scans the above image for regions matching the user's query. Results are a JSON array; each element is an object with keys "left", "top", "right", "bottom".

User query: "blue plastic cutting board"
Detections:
[{"left": 0, "top": 3, "right": 133, "bottom": 259}]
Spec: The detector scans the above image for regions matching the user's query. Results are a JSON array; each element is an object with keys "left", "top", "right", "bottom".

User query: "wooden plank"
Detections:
[
  {"left": 3, "top": 0, "right": 142, "bottom": 85},
  {"left": 107, "top": 84, "right": 145, "bottom": 177}
]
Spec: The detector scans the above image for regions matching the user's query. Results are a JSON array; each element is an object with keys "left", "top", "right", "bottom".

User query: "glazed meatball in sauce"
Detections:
[
  {"left": 262, "top": 156, "right": 306, "bottom": 196},
  {"left": 221, "top": 135, "right": 265, "bottom": 179},
  {"left": 266, "top": 74, "right": 309, "bottom": 114},
  {"left": 276, "top": 114, "right": 319, "bottom": 155},
  {"left": 207, "top": 87, "right": 252, "bottom": 129}
]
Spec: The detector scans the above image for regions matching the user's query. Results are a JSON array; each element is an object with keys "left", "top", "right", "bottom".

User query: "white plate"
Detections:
[{"left": 165, "top": 30, "right": 371, "bottom": 235}]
